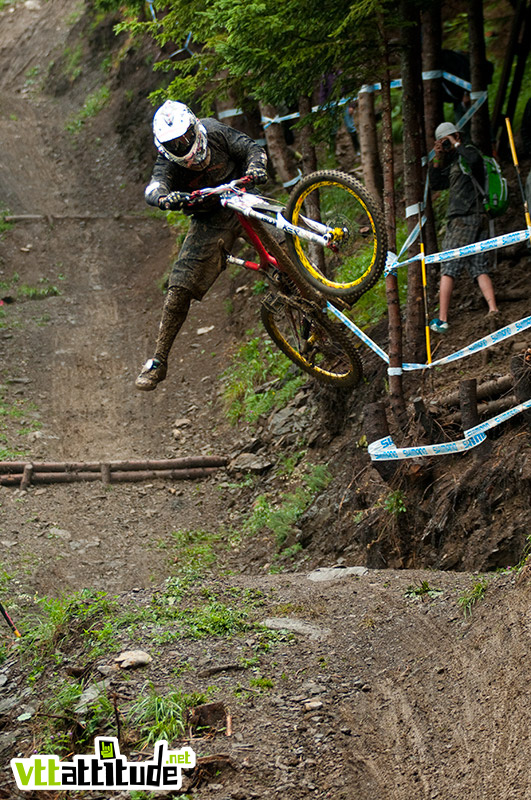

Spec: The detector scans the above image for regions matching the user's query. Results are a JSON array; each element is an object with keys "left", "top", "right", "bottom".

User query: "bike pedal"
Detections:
[{"left": 262, "top": 292, "right": 283, "bottom": 313}]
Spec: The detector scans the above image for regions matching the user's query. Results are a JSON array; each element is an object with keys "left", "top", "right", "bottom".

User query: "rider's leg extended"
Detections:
[
  {"left": 135, "top": 286, "right": 192, "bottom": 391},
  {"left": 135, "top": 210, "right": 242, "bottom": 392}
]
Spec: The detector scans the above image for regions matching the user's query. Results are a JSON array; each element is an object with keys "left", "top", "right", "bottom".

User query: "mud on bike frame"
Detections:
[{"left": 160, "top": 177, "right": 366, "bottom": 389}]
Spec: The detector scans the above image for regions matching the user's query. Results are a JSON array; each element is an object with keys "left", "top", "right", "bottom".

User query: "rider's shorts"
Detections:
[
  {"left": 439, "top": 214, "right": 490, "bottom": 280},
  {"left": 168, "top": 208, "right": 243, "bottom": 300}
]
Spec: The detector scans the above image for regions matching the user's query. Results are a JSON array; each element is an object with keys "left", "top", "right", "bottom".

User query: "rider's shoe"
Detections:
[
  {"left": 135, "top": 357, "right": 167, "bottom": 391},
  {"left": 429, "top": 318, "right": 449, "bottom": 333}
]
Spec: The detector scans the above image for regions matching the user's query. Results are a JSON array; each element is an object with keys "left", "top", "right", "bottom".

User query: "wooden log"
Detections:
[
  {"left": 101, "top": 463, "right": 111, "bottom": 485},
  {"left": 511, "top": 348, "right": 531, "bottom": 423},
  {"left": 413, "top": 397, "right": 437, "bottom": 440},
  {"left": 363, "top": 402, "right": 397, "bottom": 480},
  {"left": 20, "top": 464, "right": 33, "bottom": 491},
  {"left": 439, "top": 374, "right": 513, "bottom": 408},
  {"left": 3, "top": 214, "right": 161, "bottom": 223},
  {"left": 443, "top": 394, "right": 517, "bottom": 426},
  {"left": 0, "top": 467, "right": 220, "bottom": 486},
  {"left": 109, "top": 468, "right": 219, "bottom": 482},
  {"left": 0, "top": 456, "right": 228, "bottom": 474},
  {"left": 459, "top": 379, "right": 490, "bottom": 458}
]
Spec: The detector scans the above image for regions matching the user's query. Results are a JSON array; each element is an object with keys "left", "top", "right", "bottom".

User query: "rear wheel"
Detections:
[
  {"left": 285, "top": 169, "right": 387, "bottom": 305},
  {"left": 260, "top": 294, "right": 362, "bottom": 388}
]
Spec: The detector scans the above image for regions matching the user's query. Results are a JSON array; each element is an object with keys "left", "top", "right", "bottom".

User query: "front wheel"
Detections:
[
  {"left": 260, "top": 294, "right": 362, "bottom": 388},
  {"left": 284, "top": 170, "right": 387, "bottom": 305}
]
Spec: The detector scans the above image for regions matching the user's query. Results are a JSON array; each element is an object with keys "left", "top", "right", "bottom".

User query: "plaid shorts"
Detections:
[{"left": 439, "top": 214, "right": 490, "bottom": 279}]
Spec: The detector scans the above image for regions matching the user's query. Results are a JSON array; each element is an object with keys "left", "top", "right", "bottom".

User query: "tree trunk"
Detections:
[
  {"left": 490, "top": 0, "right": 527, "bottom": 145},
  {"left": 381, "top": 66, "right": 407, "bottom": 431},
  {"left": 421, "top": 1, "right": 443, "bottom": 147},
  {"left": 459, "top": 378, "right": 491, "bottom": 458},
  {"left": 297, "top": 95, "right": 318, "bottom": 176},
  {"left": 258, "top": 102, "right": 297, "bottom": 186},
  {"left": 400, "top": 0, "right": 427, "bottom": 364},
  {"left": 500, "top": 1, "right": 531, "bottom": 152},
  {"left": 468, "top": 0, "right": 492, "bottom": 154},
  {"left": 363, "top": 402, "right": 397, "bottom": 481},
  {"left": 420, "top": 0, "right": 442, "bottom": 287},
  {"left": 357, "top": 88, "right": 383, "bottom": 201},
  {"left": 334, "top": 120, "right": 357, "bottom": 174}
]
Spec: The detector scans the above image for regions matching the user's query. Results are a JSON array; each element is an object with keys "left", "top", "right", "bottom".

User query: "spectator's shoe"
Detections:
[
  {"left": 429, "top": 318, "right": 449, "bottom": 333},
  {"left": 135, "top": 358, "right": 167, "bottom": 391},
  {"left": 486, "top": 309, "right": 503, "bottom": 332}
]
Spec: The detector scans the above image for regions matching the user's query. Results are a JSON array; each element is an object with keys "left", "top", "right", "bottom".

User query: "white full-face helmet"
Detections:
[{"left": 153, "top": 100, "right": 209, "bottom": 167}]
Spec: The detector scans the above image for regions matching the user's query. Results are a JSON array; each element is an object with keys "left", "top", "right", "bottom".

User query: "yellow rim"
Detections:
[
  {"left": 291, "top": 180, "right": 378, "bottom": 290},
  {"left": 269, "top": 318, "right": 351, "bottom": 380}
]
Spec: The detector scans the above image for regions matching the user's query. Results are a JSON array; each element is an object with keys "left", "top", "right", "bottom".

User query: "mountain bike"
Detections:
[{"left": 163, "top": 171, "right": 386, "bottom": 388}]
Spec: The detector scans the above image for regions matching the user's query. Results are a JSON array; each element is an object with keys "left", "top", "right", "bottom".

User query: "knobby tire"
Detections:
[
  {"left": 284, "top": 170, "right": 387, "bottom": 305},
  {"left": 260, "top": 294, "right": 363, "bottom": 388}
]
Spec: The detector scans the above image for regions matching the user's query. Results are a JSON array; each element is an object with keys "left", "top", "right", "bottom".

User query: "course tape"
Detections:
[
  {"left": 260, "top": 71, "right": 475, "bottom": 127},
  {"left": 368, "top": 399, "right": 531, "bottom": 460},
  {"left": 327, "top": 303, "right": 390, "bottom": 364},
  {"left": 402, "top": 316, "right": 531, "bottom": 370},
  {"left": 146, "top": 0, "right": 156, "bottom": 21},
  {"left": 167, "top": 32, "right": 193, "bottom": 58},
  {"left": 327, "top": 302, "right": 531, "bottom": 372},
  {"left": 386, "top": 228, "right": 531, "bottom": 274}
]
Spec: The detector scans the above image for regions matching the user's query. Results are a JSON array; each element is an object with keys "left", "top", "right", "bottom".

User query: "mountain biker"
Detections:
[
  {"left": 135, "top": 100, "right": 268, "bottom": 391},
  {"left": 428, "top": 121, "right": 498, "bottom": 334}
]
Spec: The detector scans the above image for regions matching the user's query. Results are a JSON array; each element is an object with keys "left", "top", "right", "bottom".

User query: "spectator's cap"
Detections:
[{"left": 435, "top": 122, "right": 459, "bottom": 140}]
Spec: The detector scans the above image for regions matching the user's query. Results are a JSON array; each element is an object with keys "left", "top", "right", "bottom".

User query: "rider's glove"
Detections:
[
  {"left": 245, "top": 166, "right": 268, "bottom": 185},
  {"left": 158, "top": 192, "right": 185, "bottom": 211}
]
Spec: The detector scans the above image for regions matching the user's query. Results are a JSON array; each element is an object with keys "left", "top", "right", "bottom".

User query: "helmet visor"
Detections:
[{"left": 164, "top": 123, "right": 197, "bottom": 158}]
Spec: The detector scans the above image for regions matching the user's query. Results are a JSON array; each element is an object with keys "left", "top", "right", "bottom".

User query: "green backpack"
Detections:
[{"left": 460, "top": 152, "right": 510, "bottom": 218}]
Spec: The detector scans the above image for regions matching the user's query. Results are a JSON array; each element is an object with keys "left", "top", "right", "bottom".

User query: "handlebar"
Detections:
[{"left": 160, "top": 177, "right": 252, "bottom": 210}]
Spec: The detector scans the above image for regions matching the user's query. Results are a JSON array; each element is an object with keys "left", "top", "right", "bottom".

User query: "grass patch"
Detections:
[
  {"left": 150, "top": 596, "right": 252, "bottom": 643},
  {"left": 128, "top": 685, "right": 209, "bottom": 746},
  {"left": 62, "top": 43, "right": 83, "bottom": 82},
  {"left": 245, "top": 463, "right": 331, "bottom": 547},
  {"left": 0, "top": 208, "right": 14, "bottom": 239},
  {"left": 0, "top": 273, "right": 62, "bottom": 301},
  {"left": 163, "top": 528, "right": 222, "bottom": 582},
  {"left": 458, "top": 577, "right": 489, "bottom": 617},
  {"left": 19, "top": 589, "right": 120, "bottom": 671},
  {"left": 66, "top": 86, "right": 110, "bottom": 133},
  {"left": 222, "top": 333, "right": 305, "bottom": 424},
  {"left": 405, "top": 580, "right": 443, "bottom": 599}
]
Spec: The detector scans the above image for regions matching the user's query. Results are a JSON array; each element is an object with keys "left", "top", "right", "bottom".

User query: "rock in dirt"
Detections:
[
  {"left": 308, "top": 565, "right": 369, "bottom": 582},
  {"left": 303, "top": 699, "right": 324, "bottom": 712},
  {"left": 115, "top": 649, "right": 153, "bottom": 669},
  {"left": 229, "top": 452, "right": 274, "bottom": 473},
  {"left": 261, "top": 617, "right": 331, "bottom": 640},
  {"left": 74, "top": 679, "right": 112, "bottom": 715}
]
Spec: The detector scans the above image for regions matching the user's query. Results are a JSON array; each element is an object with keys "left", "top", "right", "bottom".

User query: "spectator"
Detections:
[{"left": 428, "top": 121, "right": 499, "bottom": 333}]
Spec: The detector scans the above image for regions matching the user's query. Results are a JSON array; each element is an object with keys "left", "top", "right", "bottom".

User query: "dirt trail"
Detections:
[
  {"left": 0, "top": 0, "right": 248, "bottom": 593},
  {"left": 0, "top": 2, "right": 531, "bottom": 798}
]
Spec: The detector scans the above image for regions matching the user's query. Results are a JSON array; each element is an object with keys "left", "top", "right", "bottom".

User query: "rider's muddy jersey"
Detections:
[{"left": 144, "top": 118, "right": 267, "bottom": 214}]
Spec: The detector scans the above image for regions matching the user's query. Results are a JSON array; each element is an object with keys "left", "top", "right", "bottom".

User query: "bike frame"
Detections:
[
  {"left": 185, "top": 181, "right": 339, "bottom": 254},
  {"left": 226, "top": 211, "right": 279, "bottom": 272}
]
